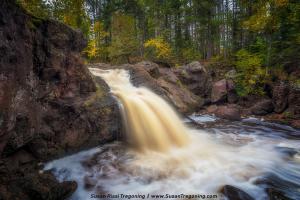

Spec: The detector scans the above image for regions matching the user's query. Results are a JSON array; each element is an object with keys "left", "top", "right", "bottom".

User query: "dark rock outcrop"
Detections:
[
  {"left": 0, "top": 172, "right": 77, "bottom": 200},
  {"left": 221, "top": 185, "right": 254, "bottom": 200},
  {"left": 227, "top": 79, "right": 239, "bottom": 103},
  {"left": 0, "top": 0, "right": 120, "bottom": 160},
  {"left": 0, "top": 1, "right": 121, "bottom": 199},
  {"left": 134, "top": 61, "right": 206, "bottom": 113},
  {"left": 215, "top": 105, "right": 241, "bottom": 121},
  {"left": 291, "top": 120, "right": 300, "bottom": 129},
  {"left": 210, "top": 79, "right": 238, "bottom": 104},
  {"left": 272, "top": 82, "right": 289, "bottom": 113},
  {"left": 211, "top": 79, "right": 228, "bottom": 103},
  {"left": 202, "top": 104, "right": 241, "bottom": 121},
  {"left": 174, "top": 61, "right": 212, "bottom": 99},
  {"left": 250, "top": 99, "right": 274, "bottom": 116},
  {"left": 288, "top": 87, "right": 300, "bottom": 118}
]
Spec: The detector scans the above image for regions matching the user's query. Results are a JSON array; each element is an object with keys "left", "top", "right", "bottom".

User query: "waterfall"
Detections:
[
  {"left": 46, "top": 68, "right": 294, "bottom": 200},
  {"left": 89, "top": 68, "right": 189, "bottom": 152}
]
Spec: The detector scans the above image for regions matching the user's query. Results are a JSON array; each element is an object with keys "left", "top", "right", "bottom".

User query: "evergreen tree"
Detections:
[{"left": 109, "top": 12, "right": 139, "bottom": 64}]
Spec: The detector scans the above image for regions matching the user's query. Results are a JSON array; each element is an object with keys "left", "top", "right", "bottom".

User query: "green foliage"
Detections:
[
  {"left": 272, "top": 0, "right": 300, "bottom": 66},
  {"left": 243, "top": 2, "right": 276, "bottom": 34},
  {"left": 84, "top": 21, "right": 109, "bottom": 61},
  {"left": 243, "top": 0, "right": 300, "bottom": 72},
  {"left": 249, "top": 38, "right": 268, "bottom": 62},
  {"left": 180, "top": 47, "right": 201, "bottom": 64},
  {"left": 268, "top": 63, "right": 290, "bottom": 82},
  {"left": 294, "top": 79, "right": 300, "bottom": 89},
  {"left": 109, "top": 13, "right": 139, "bottom": 64},
  {"left": 18, "top": 0, "right": 90, "bottom": 37},
  {"left": 17, "top": 0, "right": 49, "bottom": 18},
  {"left": 283, "top": 111, "right": 294, "bottom": 119},
  {"left": 234, "top": 49, "right": 269, "bottom": 96},
  {"left": 144, "top": 37, "right": 173, "bottom": 64},
  {"left": 17, "top": 0, "right": 300, "bottom": 76},
  {"left": 50, "top": 0, "right": 90, "bottom": 37},
  {"left": 289, "top": 77, "right": 300, "bottom": 89}
]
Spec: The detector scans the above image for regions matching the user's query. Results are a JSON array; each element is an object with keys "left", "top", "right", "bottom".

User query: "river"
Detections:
[{"left": 44, "top": 69, "right": 300, "bottom": 200}]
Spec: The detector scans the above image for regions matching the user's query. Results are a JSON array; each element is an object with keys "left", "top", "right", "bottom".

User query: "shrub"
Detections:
[
  {"left": 109, "top": 13, "right": 139, "bottom": 64},
  {"left": 234, "top": 49, "right": 269, "bottom": 96},
  {"left": 181, "top": 47, "right": 201, "bottom": 64},
  {"left": 84, "top": 21, "right": 109, "bottom": 62},
  {"left": 144, "top": 37, "right": 173, "bottom": 65}
]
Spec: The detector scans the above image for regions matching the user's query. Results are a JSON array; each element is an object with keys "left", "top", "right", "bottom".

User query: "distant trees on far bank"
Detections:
[{"left": 18, "top": 0, "right": 300, "bottom": 96}]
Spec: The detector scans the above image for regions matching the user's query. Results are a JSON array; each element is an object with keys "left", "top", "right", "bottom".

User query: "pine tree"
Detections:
[{"left": 109, "top": 12, "right": 139, "bottom": 64}]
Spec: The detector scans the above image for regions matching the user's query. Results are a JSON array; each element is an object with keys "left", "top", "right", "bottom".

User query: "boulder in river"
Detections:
[
  {"left": 211, "top": 79, "right": 228, "bottom": 103},
  {"left": 250, "top": 99, "right": 274, "bottom": 116},
  {"left": 215, "top": 105, "right": 241, "bottom": 121},
  {"left": 291, "top": 120, "right": 300, "bottom": 129},
  {"left": 211, "top": 79, "right": 238, "bottom": 104},
  {"left": 221, "top": 185, "right": 254, "bottom": 200}
]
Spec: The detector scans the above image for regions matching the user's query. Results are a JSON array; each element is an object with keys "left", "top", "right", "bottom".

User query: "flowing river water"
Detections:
[{"left": 44, "top": 69, "right": 300, "bottom": 200}]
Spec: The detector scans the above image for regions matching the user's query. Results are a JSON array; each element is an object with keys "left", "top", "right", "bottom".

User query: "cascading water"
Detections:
[
  {"left": 89, "top": 68, "right": 189, "bottom": 152},
  {"left": 44, "top": 68, "right": 300, "bottom": 200}
]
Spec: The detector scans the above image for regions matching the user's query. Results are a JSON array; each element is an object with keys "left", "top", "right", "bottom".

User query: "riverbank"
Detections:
[{"left": 88, "top": 61, "right": 300, "bottom": 130}]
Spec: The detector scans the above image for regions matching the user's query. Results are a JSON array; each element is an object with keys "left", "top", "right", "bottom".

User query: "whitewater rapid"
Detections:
[{"left": 44, "top": 69, "right": 300, "bottom": 200}]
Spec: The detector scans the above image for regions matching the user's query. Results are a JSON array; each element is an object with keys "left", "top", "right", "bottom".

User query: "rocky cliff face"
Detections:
[{"left": 0, "top": 1, "right": 120, "bottom": 199}]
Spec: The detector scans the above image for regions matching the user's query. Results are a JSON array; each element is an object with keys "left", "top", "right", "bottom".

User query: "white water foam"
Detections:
[{"left": 44, "top": 69, "right": 300, "bottom": 200}]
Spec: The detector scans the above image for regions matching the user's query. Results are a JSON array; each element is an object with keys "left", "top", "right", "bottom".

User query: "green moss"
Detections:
[
  {"left": 283, "top": 111, "right": 294, "bottom": 119},
  {"left": 176, "top": 79, "right": 183, "bottom": 88}
]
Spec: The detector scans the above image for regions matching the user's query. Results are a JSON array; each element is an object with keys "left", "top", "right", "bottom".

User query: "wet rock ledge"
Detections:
[{"left": 0, "top": 0, "right": 121, "bottom": 199}]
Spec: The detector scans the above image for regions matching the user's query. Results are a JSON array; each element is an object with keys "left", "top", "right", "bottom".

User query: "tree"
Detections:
[
  {"left": 49, "top": 0, "right": 91, "bottom": 36},
  {"left": 235, "top": 49, "right": 268, "bottom": 96},
  {"left": 17, "top": 0, "right": 50, "bottom": 18},
  {"left": 85, "top": 21, "right": 109, "bottom": 61},
  {"left": 109, "top": 12, "right": 139, "bottom": 64},
  {"left": 144, "top": 37, "right": 173, "bottom": 64},
  {"left": 17, "top": 0, "right": 300, "bottom": 73}
]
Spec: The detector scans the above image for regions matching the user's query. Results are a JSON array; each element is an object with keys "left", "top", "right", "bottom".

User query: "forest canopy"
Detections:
[{"left": 18, "top": 0, "right": 300, "bottom": 96}]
